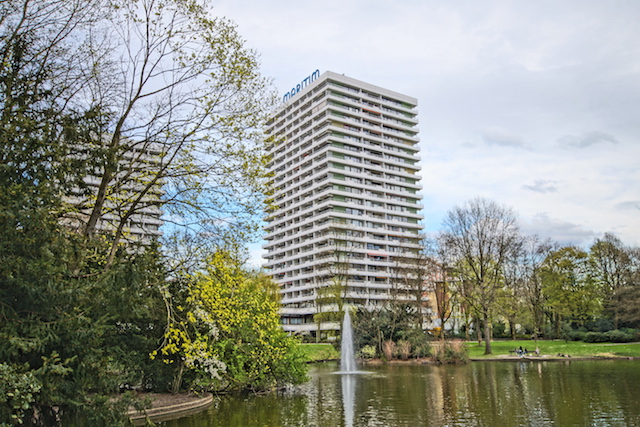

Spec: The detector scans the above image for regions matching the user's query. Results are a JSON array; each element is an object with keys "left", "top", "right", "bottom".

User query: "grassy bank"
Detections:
[
  {"left": 300, "top": 340, "right": 640, "bottom": 363},
  {"left": 300, "top": 343, "right": 340, "bottom": 362},
  {"left": 467, "top": 340, "right": 640, "bottom": 359}
]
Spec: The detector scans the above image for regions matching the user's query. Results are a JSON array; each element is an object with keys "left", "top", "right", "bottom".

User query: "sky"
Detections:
[{"left": 209, "top": 0, "right": 640, "bottom": 264}]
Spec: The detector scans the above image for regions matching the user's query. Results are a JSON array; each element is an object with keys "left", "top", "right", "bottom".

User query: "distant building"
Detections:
[
  {"left": 64, "top": 141, "right": 164, "bottom": 245},
  {"left": 263, "top": 71, "right": 425, "bottom": 337}
]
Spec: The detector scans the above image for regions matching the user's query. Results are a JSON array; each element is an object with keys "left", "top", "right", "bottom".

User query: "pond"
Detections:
[{"left": 159, "top": 360, "right": 640, "bottom": 426}]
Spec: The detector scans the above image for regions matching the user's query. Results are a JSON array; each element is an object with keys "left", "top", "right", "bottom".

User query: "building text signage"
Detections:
[{"left": 283, "top": 69, "right": 320, "bottom": 102}]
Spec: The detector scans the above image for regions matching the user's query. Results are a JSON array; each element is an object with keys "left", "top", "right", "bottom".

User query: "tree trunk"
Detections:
[
  {"left": 483, "top": 313, "right": 492, "bottom": 355},
  {"left": 171, "top": 361, "right": 185, "bottom": 394},
  {"left": 476, "top": 316, "right": 483, "bottom": 346}
]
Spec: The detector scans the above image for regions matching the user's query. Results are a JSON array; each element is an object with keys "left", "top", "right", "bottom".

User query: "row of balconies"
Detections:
[
  {"left": 265, "top": 239, "right": 423, "bottom": 273},
  {"left": 270, "top": 155, "right": 420, "bottom": 210},
  {"left": 271, "top": 161, "right": 421, "bottom": 204},
  {"left": 266, "top": 216, "right": 419, "bottom": 245},
  {"left": 268, "top": 131, "right": 419, "bottom": 185},
  {"left": 266, "top": 227, "right": 420, "bottom": 250},
  {"left": 269, "top": 179, "right": 421, "bottom": 222},
  {"left": 268, "top": 189, "right": 422, "bottom": 226},
  {"left": 265, "top": 232, "right": 421, "bottom": 258},
  {"left": 267, "top": 107, "right": 419, "bottom": 171},
  {"left": 265, "top": 249, "right": 413, "bottom": 271},
  {"left": 325, "top": 84, "right": 417, "bottom": 119},
  {"left": 265, "top": 211, "right": 423, "bottom": 248},
  {"left": 266, "top": 74, "right": 417, "bottom": 136},
  {"left": 269, "top": 182, "right": 422, "bottom": 224},
  {"left": 329, "top": 105, "right": 417, "bottom": 132},
  {"left": 265, "top": 199, "right": 422, "bottom": 240}
]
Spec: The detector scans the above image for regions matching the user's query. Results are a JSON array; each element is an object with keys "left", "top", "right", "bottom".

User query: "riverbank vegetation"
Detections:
[
  {"left": 0, "top": 1, "right": 306, "bottom": 425},
  {"left": 339, "top": 198, "right": 638, "bottom": 365},
  {"left": 432, "top": 198, "right": 640, "bottom": 355},
  {"left": 466, "top": 340, "right": 640, "bottom": 359}
]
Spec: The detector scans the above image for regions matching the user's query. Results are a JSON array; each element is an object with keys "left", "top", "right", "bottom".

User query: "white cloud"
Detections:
[
  {"left": 481, "top": 127, "right": 529, "bottom": 149},
  {"left": 522, "top": 180, "right": 559, "bottom": 194},
  {"left": 557, "top": 131, "right": 618, "bottom": 149},
  {"left": 520, "top": 213, "right": 596, "bottom": 246},
  {"left": 615, "top": 201, "right": 640, "bottom": 212}
]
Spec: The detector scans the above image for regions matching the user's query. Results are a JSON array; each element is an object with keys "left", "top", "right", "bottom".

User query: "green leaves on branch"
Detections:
[{"left": 153, "top": 251, "right": 307, "bottom": 392}]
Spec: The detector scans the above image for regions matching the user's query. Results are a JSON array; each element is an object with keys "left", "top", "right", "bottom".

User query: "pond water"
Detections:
[{"left": 159, "top": 360, "right": 640, "bottom": 426}]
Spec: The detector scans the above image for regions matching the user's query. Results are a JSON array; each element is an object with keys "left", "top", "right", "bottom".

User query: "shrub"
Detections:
[
  {"left": 0, "top": 364, "right": 42, "bottom": 424},
  {"left": 493, "top": 322, "right": 508, "bottom": 338},
  {"left": 586, "top": 318, "right": 614, "bottom": 333},
  {"left": 382, "top": 340, "right": 396, "bottom": 360},
  {"left": 584, "top": 332, "right": 607, "bottom": 343},
  {"left": 357, "top": 345, "right": 377, "bottom": 360},
  {"left": 604, "top": 330, "right": 635, "bottom": 343},
  {"left": 568, "top": 331, "right": 586, "bottom": 341},
  {"left": 411, "top": 338, "right": 432, "bottom": 358},
  {"left": 433, "top": 340, "right": 469, "bottom": 364},
  {"left": 398, "top": 340, "right": 411, "bottom": 360},
  {"left": 401, "top": 328, "right": 431, "bottom": 358},
  {"left": 620, "top": 328, "right": 640, "bottom": 341}
]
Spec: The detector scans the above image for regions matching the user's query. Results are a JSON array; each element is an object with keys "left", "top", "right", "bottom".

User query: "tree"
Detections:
[
  {"left": 152, "top": 251, "right": 307, "bottom": 392},
  {"left": 516, "top": 235, "right": 556, "bottom": 341},
  {"left": 353, "top": 303, "right": 426, "bottom": 359},
  {"left": 1, "top": 2, "right": 163, "bottom": 423},
  {"left": 589, "top": 233, "right": 636, "bottom": 328},
  {"left": 423, "top": 234, "right": 457, "bottom": 339},
  {"left": 541, "top": 246, "right": 600, "bottom": 335},
  {"left": 2, "top": 0, "right": 275, "bottom": 272},
  {"left": 390, "top": 234, "right": 432, "bottom": 331},
  {"left": 313, "top": 231, "right": 352, "bottom": 341},
  {"left": 72, "top": 0, "right": 276, "bottom": 269},
  {"left": 441, "top": 197, "right": 521, "bottom": 354},
  {"left": 1, "top": 0, "right": 280, "bottom": 423}
]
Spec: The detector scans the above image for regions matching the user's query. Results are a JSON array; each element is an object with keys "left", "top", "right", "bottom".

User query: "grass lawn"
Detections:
[
  {"left": 300, "top": 343, "right": 340, "bottom": 362},
  {"left": 467, "top": 339, "right": 640, "bottom": 359}
]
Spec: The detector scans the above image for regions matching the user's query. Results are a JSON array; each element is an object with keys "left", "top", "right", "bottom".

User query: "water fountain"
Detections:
[
  {"left": 339, "top": 309, "right": 357, "bottom": 427},
  {"left": 340, "top": 309, "right": 357, "bottom": 373}
]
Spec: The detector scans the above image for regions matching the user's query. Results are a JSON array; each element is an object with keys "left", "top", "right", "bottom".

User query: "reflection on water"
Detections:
[
  {"left": 341, "top": 374, "right": 355, "bottom": 427},
  {"left": 159, "top": 360, "right": 640, "bottom": 427}
]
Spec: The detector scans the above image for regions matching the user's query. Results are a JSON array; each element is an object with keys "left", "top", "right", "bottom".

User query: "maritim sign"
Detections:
[{"left": 283, "top": 69, "right": 320, "bottom": 102}]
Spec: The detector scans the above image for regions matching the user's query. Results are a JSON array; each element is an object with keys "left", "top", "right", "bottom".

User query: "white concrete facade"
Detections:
[
  {"left": 263, "top": 71, "right": 424, "bottom": 335},
  {"left": 64, "top": 141, "right": 164, "bottom": 245}
]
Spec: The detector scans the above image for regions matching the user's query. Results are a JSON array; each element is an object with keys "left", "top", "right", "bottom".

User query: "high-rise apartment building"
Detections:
[
  {"left": 263, "top": 71, "right": 424, "bottom": 336},
  {"left": 64, "top": 142, "right": 164, "bottom": 245}
]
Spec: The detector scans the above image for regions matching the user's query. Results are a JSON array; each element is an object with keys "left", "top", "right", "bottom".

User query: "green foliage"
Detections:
[
  {"left": 0, "top": 364, "right": 42, "bottom": 425},
  {"left": 492, "top": 321, "right": 508, "bottom": 338},
  {"left": 356, "top": 345, "right": 377, "bottom": 359},
  {"left": 433, "top": 340, "right": 469, "bottom": 364},
  {"left": 153, "top": 251, "right": 308, "bottom": 392},
  {"left": 583, "top": 332, "right": 608, "bottom": 343},
  {"left": 578, "top": 329, "right": 635, "bottom": 343},
  {"left": 0, "top": 217, "right": 169, "bottom": 423},
  {"left": 603, "top": 330, "right": 635, "bottom": 343},
  {"left": 541, "top": 246, "right": 602, "bottom": 331},
  {"left": 1, "top": 0, "right": 289, "bottom": 423},
  {"left": 568, "top": 331, "right": 587, "bottom": 341},
  {"left": 353, "top": 304, "right": 431, "bottom": 360}
]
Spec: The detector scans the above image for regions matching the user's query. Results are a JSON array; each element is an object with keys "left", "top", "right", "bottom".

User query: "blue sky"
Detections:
[{"left": 209, "top": 0, "right": 640, "bottom": 265}]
